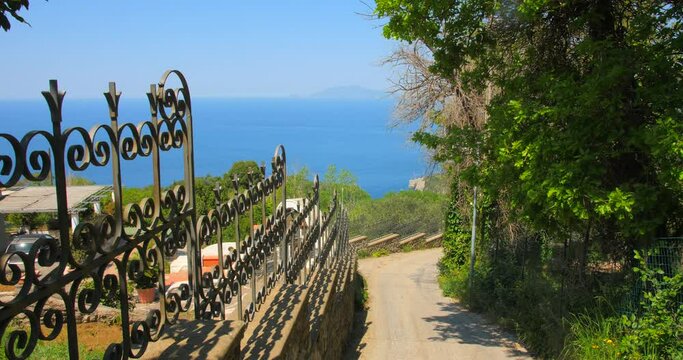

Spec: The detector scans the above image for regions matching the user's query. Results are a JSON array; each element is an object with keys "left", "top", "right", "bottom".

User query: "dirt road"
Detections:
[{"left": 347, "top": 248, "right": 531, "bottom": 360}]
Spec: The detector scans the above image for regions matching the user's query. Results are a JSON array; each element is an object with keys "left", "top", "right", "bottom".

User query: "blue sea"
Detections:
[{"left": 0, "top": 98, "right": 427, "bottom": 197}]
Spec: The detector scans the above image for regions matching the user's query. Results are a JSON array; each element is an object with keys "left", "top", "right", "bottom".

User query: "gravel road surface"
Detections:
[{"left": 348, "top": 248, "right": 531, "bottom": 360}]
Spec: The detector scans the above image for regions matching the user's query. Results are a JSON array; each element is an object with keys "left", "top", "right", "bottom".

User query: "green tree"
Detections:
[
  {"left": 7, "top": 212, "right": 51, "bottom": 230},
  {"left": 376, "top": 0, "right": 683, "bottom": 258},
  {"left": 320, "top": 164, "right": 369, "bottom": 209},
  {"left": 376, "top": 1, "right": 683, "bottom": 356},
  {"left": 0, "top": 0, "right": 30, "bottom": 31},
  {"left": 287, "top": 166, "right": 312, "bottom": 199},
  {"left": 224, "top": 160, "right": 263, "bottom": 190}
]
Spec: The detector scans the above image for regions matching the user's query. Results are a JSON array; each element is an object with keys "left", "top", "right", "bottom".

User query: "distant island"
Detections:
[{"left": 310, "top": 86, "right": 387, "bottom": 100}]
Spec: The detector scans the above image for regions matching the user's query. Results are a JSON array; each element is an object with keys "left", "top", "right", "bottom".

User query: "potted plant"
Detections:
[{"left": 134, "top": 268, "right": 158, "bottom": 304}]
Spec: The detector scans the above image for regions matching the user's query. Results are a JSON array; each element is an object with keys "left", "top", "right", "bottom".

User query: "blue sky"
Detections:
[{"left": 0, "top": 1, "right": 396, "bottom": 99}]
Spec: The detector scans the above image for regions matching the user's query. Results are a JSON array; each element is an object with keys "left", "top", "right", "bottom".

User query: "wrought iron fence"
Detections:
[{"left": 0, "top": 70, "right": 350, "bottom": 359}]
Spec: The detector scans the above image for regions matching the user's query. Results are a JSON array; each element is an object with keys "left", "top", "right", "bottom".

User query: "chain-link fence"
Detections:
[{"left": 620, "top": 237, "right": 683, "bottom": 314}]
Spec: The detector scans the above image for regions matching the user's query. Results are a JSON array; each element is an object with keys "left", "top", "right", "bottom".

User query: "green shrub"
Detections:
[
  {"left": 354, "top": 273, "right": 369, "bottom": 310},
  {"left": 133, "top": 268, "right": 159, "bottom": 290},
  {"left": 618, "top": 251, "right": 682, "bottom": 359},
  {"left": 81, "top": 277, "right": 135, "bottom": 310},
  {"left": 563, "top": 312, "right": 622, "bottom": 360},
  {"left": 439, "top": 189, "right": 470, "bottom": 273},
  {"left": 438, "top": 267, "right": 467, "bottom": 299},
  {"left": 439, "top": 259, "right": 575, "bottom": 357},
  {"left": 371, "top": 249, "right": 390, "bottom": 258},
  {"left": 401, "top": 244, "right": 414, "bottom": 252},
  {"left": 564, "top": 251, "right": 683, "bottom": 359}
]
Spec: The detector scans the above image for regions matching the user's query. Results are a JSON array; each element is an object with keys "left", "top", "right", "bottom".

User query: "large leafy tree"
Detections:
[
  {"left": 224, "top": 160, "right": 263, "bottom": 190},
  {"left": 376, "top": 1, "right": 683, "bottom": 257},
  {"left": 1, "top": 0, "right": 30, "bottom": 31}
]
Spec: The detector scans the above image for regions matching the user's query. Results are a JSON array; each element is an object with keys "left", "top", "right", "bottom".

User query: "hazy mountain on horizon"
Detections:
[{"left": 310, "top": 85, "right": 388, "bottom": 100}]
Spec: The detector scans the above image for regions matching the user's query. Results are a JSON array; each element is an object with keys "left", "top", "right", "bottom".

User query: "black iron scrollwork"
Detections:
[{"left": 0, "top": 71, "right": 351, "bottom": 360}]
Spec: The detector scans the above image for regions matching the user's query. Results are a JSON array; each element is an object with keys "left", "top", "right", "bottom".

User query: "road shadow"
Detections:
[
  {"left": 342, "top": 272, "right": 371, "bottom": 360},
  {"left": 423, "top": 301, "right": 530, "bottom": 358}
]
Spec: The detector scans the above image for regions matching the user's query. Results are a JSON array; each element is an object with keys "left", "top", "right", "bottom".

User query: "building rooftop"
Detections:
[{"left": 0, "top": 185, "right": 112, "bottom": 214}]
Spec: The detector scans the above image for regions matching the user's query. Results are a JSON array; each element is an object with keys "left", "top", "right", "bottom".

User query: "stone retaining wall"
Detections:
[
  {"left": 349, "top": 235, "right": 368, "bottom": 249},
  {"left": 240, "top": 255, "right": 358, "bottom": 359},
  {"left": 423, "top": 233, "right": 443, "bottom": 248},
  {"left": 138, "top": 254, "right": 359, "bottom": 360},
  {"left": 355, "top": 232, "right": 444, "bottom": 255},
  {"left": 366, "top": 234, "right": 400, "bottom": 252},
  {"left": 311, "top": 255, "right": 355, "bottom": 359},
  {"left": 398, "top": 232, "right": 427, "bottom": 247}
]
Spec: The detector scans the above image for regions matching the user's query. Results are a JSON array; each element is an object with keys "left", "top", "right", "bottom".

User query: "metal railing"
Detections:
[{"left": 0, "top": 70, "right": 350, "bottom": 359}]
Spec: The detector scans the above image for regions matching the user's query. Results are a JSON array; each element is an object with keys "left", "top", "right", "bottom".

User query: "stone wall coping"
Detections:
[
  {"left": 349, "top": 235, "right": 367, "bottom": 244},
  {"left": 140, "top": 319, "right": 245, "bottom": 360},
  {"left": 398, "top": 232, "right": 427, "bottom": 246},
  {"left": 367, "top": 233, "right": 400, "bottom": 247},
  {"left": 424, "top": 233, "right": 444, "bottom": 243}
]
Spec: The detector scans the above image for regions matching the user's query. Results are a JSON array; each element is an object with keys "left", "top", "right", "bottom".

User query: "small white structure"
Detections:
[
  {"left": 409, "top": 177, "right": 426, "bottom": 191},
  {"left": 169, "top": 249, "right": 188, "bottom": 274},
  {"left": 169, "top": 242, "right": 237, "bottom": 273}
]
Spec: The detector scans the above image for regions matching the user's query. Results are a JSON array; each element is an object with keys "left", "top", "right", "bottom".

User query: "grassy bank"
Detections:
[
  {"left": 349, "top": 189, "right": 447, "bottom": 239},
  {"left": 0, "top": 322, "right": 118, "bottom": 360}
]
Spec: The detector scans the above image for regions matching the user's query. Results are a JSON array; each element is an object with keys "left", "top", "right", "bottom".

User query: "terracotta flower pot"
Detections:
[{"left": 137, "top": 287, "right": 156, "bottom": 303}]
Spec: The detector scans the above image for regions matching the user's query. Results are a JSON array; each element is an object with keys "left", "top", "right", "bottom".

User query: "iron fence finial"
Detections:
[
  {"left": 41, "top": 79, "right": 65, "bottom": 124},
  {"left": 103, "top": 81, "right": 121, "bottom": 121}
]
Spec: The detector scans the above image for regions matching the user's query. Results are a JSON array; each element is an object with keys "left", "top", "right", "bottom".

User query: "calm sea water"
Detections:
[{"left": 0, "top": 98, "right": 427, "bottom": 197}]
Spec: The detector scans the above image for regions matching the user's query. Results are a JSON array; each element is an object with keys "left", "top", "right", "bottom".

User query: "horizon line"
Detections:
[{"left": 0, "top": 94, "right": 396, "bottom": 101}]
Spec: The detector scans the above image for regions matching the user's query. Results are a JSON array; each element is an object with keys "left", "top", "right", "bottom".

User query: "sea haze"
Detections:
[{"left": 0, "top": 98, "right": 426, "bottom": 197}]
